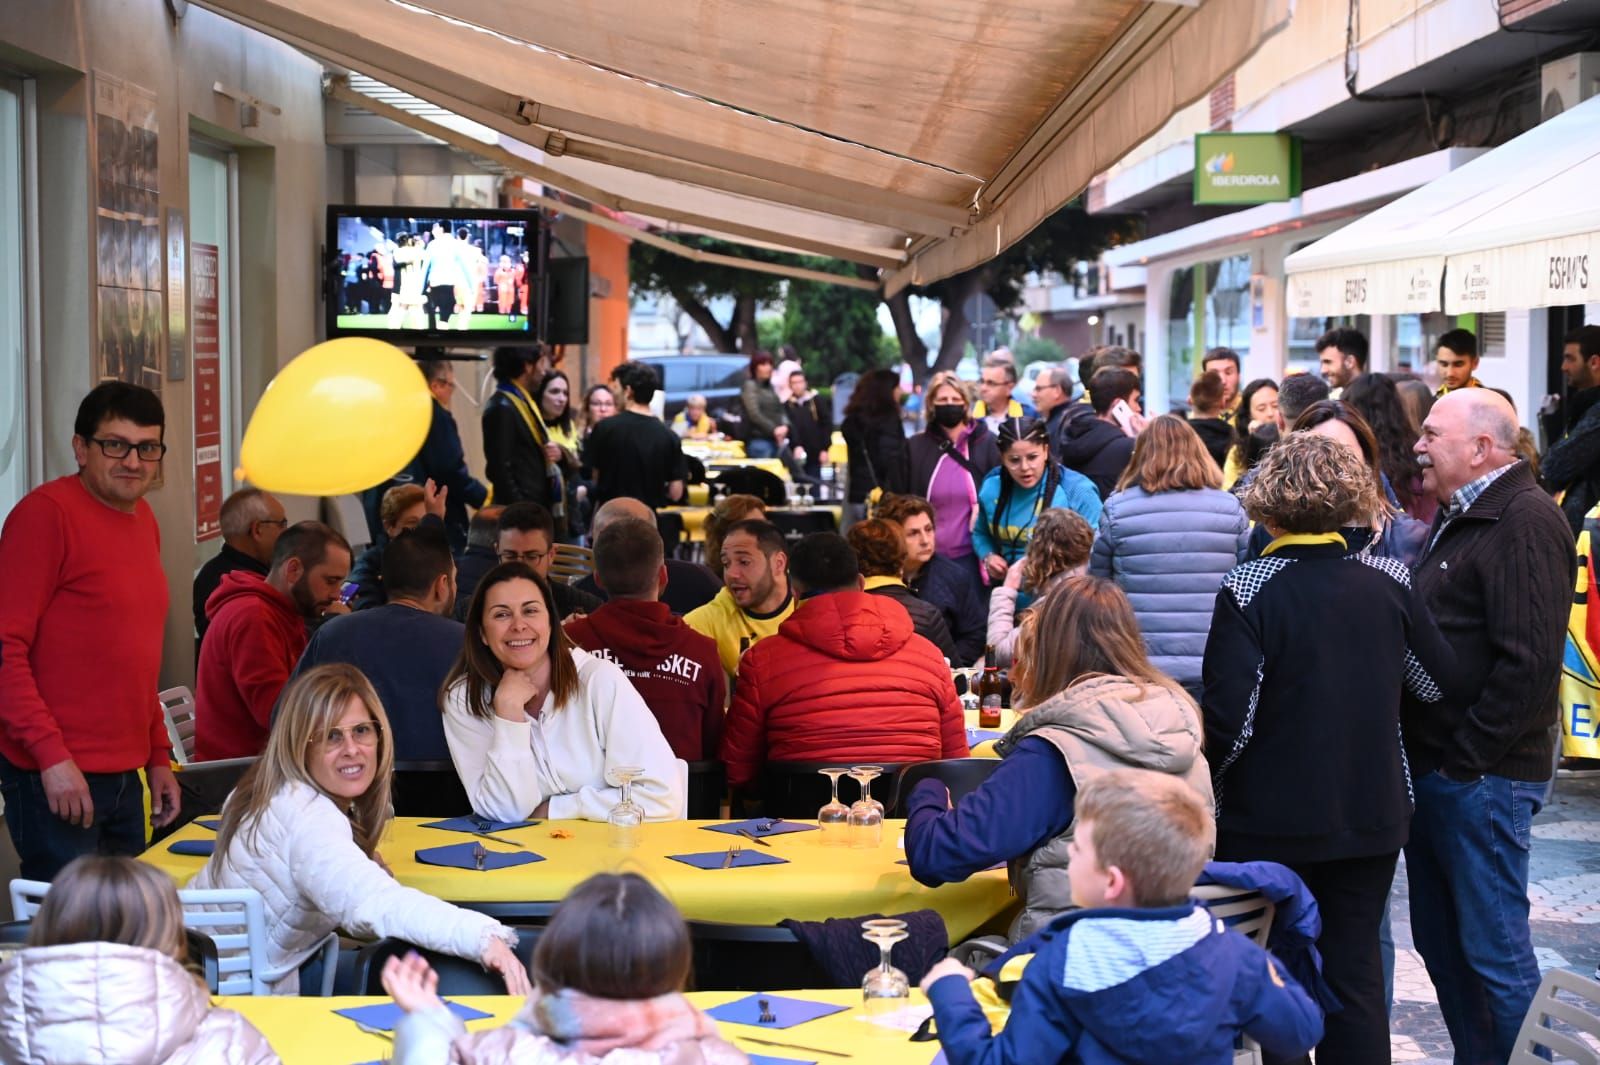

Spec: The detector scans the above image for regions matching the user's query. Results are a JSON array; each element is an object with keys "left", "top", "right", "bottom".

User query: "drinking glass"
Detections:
[
  {"left": 816, "top": 768, "right": 850, "bottom": 846},
  {"left": 606, "top": 765, "right": 645, "bottom": 848},
  {"left": 846, "top": 766, "right": 884, "bottom": 848},
  {"left": 860, "top": 918, "right": 910, "bottom": 1012}
]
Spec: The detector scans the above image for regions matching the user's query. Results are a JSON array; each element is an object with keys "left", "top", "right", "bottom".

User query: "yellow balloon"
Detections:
[{"left": 237, "top": 338, "right": 432, "bottom": 496}]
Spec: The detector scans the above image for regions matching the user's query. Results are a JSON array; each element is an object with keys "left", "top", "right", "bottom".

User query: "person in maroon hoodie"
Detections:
[
  {"left": 194, "top": 522, "right": 351, "bottom": 761},
  {"left": 564, "top": 518, "right": 726, "bottom": 761}
]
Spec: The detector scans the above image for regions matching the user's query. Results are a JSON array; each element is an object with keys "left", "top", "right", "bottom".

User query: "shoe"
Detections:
[{"left": 1556, "top": 756, "right": 1600, "bottom": 777}]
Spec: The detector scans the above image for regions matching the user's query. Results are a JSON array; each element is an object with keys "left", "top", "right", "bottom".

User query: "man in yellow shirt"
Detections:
[
  {"left": 684, "top": 519, "right": 794, "bottom": 681},
  {"left": 1435, "top": 329, "right": 1483, "bottom": 397}
]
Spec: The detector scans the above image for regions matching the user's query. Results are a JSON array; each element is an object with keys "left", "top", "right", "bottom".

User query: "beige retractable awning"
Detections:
[{"left": 199, "top": 0, "right": 1291, "bottom": 289}]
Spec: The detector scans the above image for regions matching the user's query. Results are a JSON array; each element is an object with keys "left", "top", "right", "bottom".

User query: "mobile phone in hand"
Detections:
[
  {"left": 338, "top": 581, "right": 359, "bottom": 606},
  {"left": 1110, "top": 398, "right": 1135, "bottom": 432}
]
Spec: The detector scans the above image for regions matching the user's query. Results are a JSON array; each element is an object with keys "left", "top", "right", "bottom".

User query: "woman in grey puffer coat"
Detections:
[{"left": 1089, "top": 415, "right": 1249, "bottom": 692}]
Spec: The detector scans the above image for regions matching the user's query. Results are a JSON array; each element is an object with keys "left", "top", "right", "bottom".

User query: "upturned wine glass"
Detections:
[
  {"left": 816, "top": 767, "right": 850, "bottom": 846},
  {"left": 846, "top": 766, "right": 884, "bottom": 848},
  {"left": 606, "top": 765, "right": 645, "bottom": 848},
  {"left": 861, "top": 918, "right": 910, "bottom": 1012}
]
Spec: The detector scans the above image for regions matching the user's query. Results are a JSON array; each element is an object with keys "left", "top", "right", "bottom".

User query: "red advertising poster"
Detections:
[{"left": 193, "top": 243, "right": 222, "bottom": 542}]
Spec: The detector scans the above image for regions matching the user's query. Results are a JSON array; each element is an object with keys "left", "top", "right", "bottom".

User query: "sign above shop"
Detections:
[{"left": 1193, "top": 133, "right": 1301, "bottom": 206}]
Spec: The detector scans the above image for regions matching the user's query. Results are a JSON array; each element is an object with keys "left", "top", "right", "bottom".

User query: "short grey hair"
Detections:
[
  {"left": 981, "top": 354, "right": 1018, "bottom": 383},
  {"left": 219, "top": 488, "right": 275, "bottom": 540}
]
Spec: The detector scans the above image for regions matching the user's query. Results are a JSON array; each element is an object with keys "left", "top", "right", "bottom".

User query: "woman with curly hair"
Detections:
[
  {"left": 1341, "top": 373, "right": 1433, "bottom": 524},
  {"left": 1202, "top": 431, "right": 1455, "bottom": 1064},
  {"left": 1089, "top": 415, "right": 1248, "bottom": 697},
  {"left": 986, "top": 508, "right": 1093, "bottom": 667}
]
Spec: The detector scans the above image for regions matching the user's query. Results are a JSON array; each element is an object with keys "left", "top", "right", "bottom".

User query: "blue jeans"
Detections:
[
  {"left": 0, "top": 756, "right": 147, "bottom": 881},
  {"left": 745, "top": 438, "right": 777, "bottom": 459},
  {"left": 1405, "top": 770, "right": 1546, "bottom": 1064}
]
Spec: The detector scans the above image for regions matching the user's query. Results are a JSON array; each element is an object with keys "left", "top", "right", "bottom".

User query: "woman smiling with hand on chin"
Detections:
[
  {"left": 441, "top": 562, "right": 683, "bottom": 823},
  {"left": 193, "top": 664, "right": 527, "bottom": 996}
]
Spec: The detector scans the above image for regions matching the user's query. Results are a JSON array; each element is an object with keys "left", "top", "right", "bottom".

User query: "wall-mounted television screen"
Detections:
[{"left": 325, "top": 206, "right": 543, "bottom": 344}]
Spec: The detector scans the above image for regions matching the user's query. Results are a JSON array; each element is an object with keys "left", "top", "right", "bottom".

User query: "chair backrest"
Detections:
[
  {"left": 656, "top": 510, "right": 686, "bottom": 549},
  {"left": 893, "top": 758, "right": 1001, "bottom": 816},
  {"left": 753, "top": 761, "right": 907, "bottom": 819},
  {"left": 549, "top": 543, "right": 595, "bottom": 584},
  {"left": 159, "top": 686, "right": 197, "bottom": 765},
  {"left": 326, "top": 494, "right": 373, "bottom": 555},
  {"left": 769, "top": 509, "right": 838, "bottom": 540},
  {"left": 686, "top": 760, "right": 727, "bottom": 819},
  {"left": 686, "top": 920, "right": 830, "bottom": 991},
  {"left": 177, "top": 887, "right": 271, "bottom": 996},
  {"left": 8, "top": 880, "right": 49, "bottom": 922},
  {"left": 351, "top": 929, "right": 544, "bottom": 995},
  {"left": 711, "top": 467, "right": 787, "bottom": 506},
  {"left": 1510, "top": 968, "right": 1600, "bottom": 1064},
  {"left": 392, "top": 760, "right": 474, "bottom": 818},
  {"left": 1190, "top": 884, "right": 1276, "bottom": 949}
]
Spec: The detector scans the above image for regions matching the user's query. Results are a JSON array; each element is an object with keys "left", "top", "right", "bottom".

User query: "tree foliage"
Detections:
[
  {"left": 629, "top": 235, "right": 799, "bottom": 353},
  {"left": 782, "top": 260, "right": 892, "bottom": 385}
]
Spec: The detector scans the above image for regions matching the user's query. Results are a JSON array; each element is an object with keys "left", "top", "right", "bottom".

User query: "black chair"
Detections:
[
  {"left": 350, "top": 927, "right": 545, "bottom": 995},
  {"left": 656, "top": 509, "right": 687, "bottom": 559},
  {"left": 686, "top": 760, "right": 726, "bottom": 819},
  {"left": 769, "top": 509, "right": 838, "bottom": 540},
  {"left": 893, "top": 758, "right": 1002, "bottom": 816},
  {"left": 686, "top": 921, "right": 830, "bottom": 991},
  {"left": 154, "top": 756, "right": 259, "bottom": 843},
  {"left": 711, "top": 467, "right": 787, "bottom": 507},
  {"left": 392, "top": 761, "right": 473, "bottom": 818},
  {"left": 746, "top": 761, "right": 908, "bottom": 819},
  {"left": 684, "top": 454, "right": 708, "bottom": 485}
]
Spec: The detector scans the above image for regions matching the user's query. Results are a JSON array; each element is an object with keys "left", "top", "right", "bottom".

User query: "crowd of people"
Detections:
[{"left": 0, "top": 323, "right": 1595, "bottom": 1063}]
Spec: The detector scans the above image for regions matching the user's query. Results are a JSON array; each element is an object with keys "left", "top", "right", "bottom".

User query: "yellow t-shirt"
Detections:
[{"left": 683, "top": 587, "right": 795, "bottom": 680}]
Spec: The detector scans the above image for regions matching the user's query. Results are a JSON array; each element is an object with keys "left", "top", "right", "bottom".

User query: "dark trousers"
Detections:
[
  {"left": 425, "top": 284, "right": 456, "bottom": 329},
  {"left": 0, "top": 756, "right": 147, "bottom": 881},
  {"left": 1285, "top": 851, "right": 1400, "bottom": 1065}
]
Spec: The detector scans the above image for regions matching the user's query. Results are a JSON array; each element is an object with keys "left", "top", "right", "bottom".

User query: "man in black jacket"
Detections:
[
  {"left": 370, "top": 355, "right": 488, "bottom": 554},
  {"left": 481, "top": 344, "right": 558, "bottom": 516},
  {"left": 1406, "top": 388, "right": 1575, "bottom": 1063},
  {"left": 784, "top": 368, "right": 833, "bottom": 483},
  {"left": 1541, "top": 324, "right": 1600, "bottom": 535},
  {"left": 1059, "top": 367, "right": 1138, "bottom": 499}
]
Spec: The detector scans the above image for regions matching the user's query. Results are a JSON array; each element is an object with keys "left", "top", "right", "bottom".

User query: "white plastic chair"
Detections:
[
  {"left": 179, "top": 886, "right": 338, "bottom": 996},
  {"left": 1192, "top": 884, "right": 1277, "bottom": 1065},
  {"left": 327, "top": 493, "right": 372, "bottom": 555},
  {"left": 9, "top": 879, "right": 48, "bottom": 921},
  {"left": 1511, "top": 968, "right": 1600, "bottom": 1064},
  {"left": 159, "top": 686, "right": 197, "bottom": 765}
]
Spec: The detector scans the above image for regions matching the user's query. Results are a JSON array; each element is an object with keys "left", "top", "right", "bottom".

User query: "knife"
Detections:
[{"left": 737, "top": 828, "right": 772, "bottom": 847}]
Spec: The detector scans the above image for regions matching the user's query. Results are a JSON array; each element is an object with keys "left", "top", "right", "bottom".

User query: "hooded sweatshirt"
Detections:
[
  {"left": 1059, "top": 410, "right": 1135, "bottom": 500},
  {"left": 719, "top": 589, "right": 967, "bottom": 789},
  {"left": 564, "top": 598, "right": 727, "bottom": 760},
  {"left": 0, "top": 943, "right": 278, "bottom": 1065},
  {"left": 195, "top": 571, "right": 307, "bottom": 761}
]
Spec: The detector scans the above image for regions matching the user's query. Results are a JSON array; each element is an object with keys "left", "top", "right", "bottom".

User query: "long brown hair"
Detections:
[
  {"left": 214, "top": 664, "right": 395, "bottom": 864},
  {"left": 1116, "top": 414, "right": 1222, "bottom": 494},
  {"left": 1012, "top": 575, "right": 1178, "bottom": 707},
  {"left": 532, "top": 873, "right": 691, "bottom": 998},
  {"left": 28, "top": 856, "right": 189, "bottom": 966},
  {"left": 444, "top": 562, "right": 579, "bottom": 720}
]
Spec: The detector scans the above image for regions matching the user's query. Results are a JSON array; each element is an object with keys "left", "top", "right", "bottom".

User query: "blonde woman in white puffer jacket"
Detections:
[{"left": 192, "top": 664, "right": 528, "bottom": 996}]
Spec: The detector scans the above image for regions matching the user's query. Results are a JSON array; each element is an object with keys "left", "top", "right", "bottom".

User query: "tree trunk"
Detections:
[
  {"left": 933, "top": 268, "right": 992, "bottom": 373},
  {"left": 671, "top": 286, "right": 735, "bottom": 352},
  {"left": 732, "top": 295, "right": 760, "bottom": 354},
  {"left": 884, "top": 288, "right": 930, "bottom": 384}
]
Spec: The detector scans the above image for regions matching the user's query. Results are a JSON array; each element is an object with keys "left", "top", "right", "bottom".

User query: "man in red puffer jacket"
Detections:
[{"left": 720, "top": 533, "right": 967, "bottom": 792}]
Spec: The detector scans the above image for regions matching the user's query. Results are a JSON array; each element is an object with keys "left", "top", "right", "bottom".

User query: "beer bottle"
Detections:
[{"left": 977, "top": 645, "right": 1003, "bottom": 729}]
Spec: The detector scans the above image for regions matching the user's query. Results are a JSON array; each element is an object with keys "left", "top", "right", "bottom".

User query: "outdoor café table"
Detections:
[
  {"left": 223, "top": 989, "right": 964, "bottom": 1064},
  {"left": 963, "top": 707, "right": 1019, "bottom": 759},
  {"left": 142, "top": 816, "right": 1014, "bottom": 941}
]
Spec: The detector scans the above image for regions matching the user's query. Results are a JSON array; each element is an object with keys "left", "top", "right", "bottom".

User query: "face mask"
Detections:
[{"left": 932, "top": 404, "right": 967, "bottom": 429}]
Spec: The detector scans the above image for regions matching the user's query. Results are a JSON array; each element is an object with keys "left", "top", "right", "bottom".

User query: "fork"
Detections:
[
  {"left": 473, "top": 842, "right": 487, "bottom": 871},
  {"left": 720, "top": 841, "right": 743, "bottom": 869},
  {"left": 355, "top": 1021, "right": 394, "bottom": 1041}
]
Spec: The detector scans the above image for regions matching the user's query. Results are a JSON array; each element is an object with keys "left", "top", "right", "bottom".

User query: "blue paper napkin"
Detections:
[
  {"left": 419, "top": 816, "right": 540, "bottom": 834},
  {"left": 334, "top": 999, "right": 492, "bottom": 1032},
  {"left": 706, "top": 993, "right": 848, "bottom": 1029},
  {"left": 966, "top": 728, "right": 1004, "bottom": 746},
  {"left": 748, "top": 1055, "right": 816, "bottom": 1065},
  {"left": 168, "top": 839, "right": 214, "bottom": 857},
  {"left": 666, "top": 850, "right": 789, "bottom": 871},
  {"left": 195, "top": 818, "right": 221, "bottom": 831},
  {"left": 413, "top": 842, "right": 544, "bottom": 871},
  {"left": 931, "top": 1052, "right": 948, "bottom": 1065},
  {"left": 701, "top": 818, "right": 818, "bottom": 838}
]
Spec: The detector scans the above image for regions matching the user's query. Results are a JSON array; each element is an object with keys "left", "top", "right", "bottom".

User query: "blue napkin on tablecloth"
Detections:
[
  {"left": 667, "top": 850, "right": 789, "bottom": 871},
  {"left": 334, "top": 1000, "right": 492, "bottom": 1031},
  {"left": 705, "top": 993, "right": 848, "bottom": 1029},
  {"left": 195, "top": 818, "right": 221, "bottom": 831},
  {"left": 966, "top": 728, "right": 1004, "bottom": 746},
  {"left": 748, "top": 1055, "right": 816, "bottom": 1065},
  {"left": 700, "top": 818, "right": 818, "bottom": 838},
  {"left": 168, "top": 839, "right": 214, "bottom": 856},
  {"left": 413, "top": 842, "right": 543, "bottom": 870},
  {"left": 419, "top": 816, "right": 540, "bottom": 833}
]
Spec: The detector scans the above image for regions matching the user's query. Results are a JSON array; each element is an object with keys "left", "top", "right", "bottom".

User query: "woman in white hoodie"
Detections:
[
  {"left": 192, "top": 664, "right": 528, "bottom": 995},
  {"left": 441, "top": 562, "right": 682, "bottom": 822},
  {"left": 0, "top": 855, "right": 278, "bottom": 1064}
]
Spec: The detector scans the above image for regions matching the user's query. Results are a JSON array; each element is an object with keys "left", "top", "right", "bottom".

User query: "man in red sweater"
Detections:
[
  {"left": 720, "top": 532, "right": 967, "bottom": 794},
  {"left": 0, "top": 383, "right": 181, "bottom": 879},
  {"left": 195, "top": 521, "right": 351, "bottom": 760},
  {"left": 565, "top": 515, "right": 725, "bottom": 760}
]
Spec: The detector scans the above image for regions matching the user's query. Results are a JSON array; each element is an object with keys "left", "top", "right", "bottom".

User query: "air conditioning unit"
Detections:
[{"left": 1541, "top": 53, "right": 1600, "bottom": 121}]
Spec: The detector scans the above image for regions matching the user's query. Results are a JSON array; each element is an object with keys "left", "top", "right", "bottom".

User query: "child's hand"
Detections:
[
  {"left": 381, "top": 951, "right": 443, "bottom": 1014},
  {"left": 920, "top": 957, "right": 976, "bottom": 994},
  {"left": 1004, "top": 558, "right": 1026, "bottom": 591}
]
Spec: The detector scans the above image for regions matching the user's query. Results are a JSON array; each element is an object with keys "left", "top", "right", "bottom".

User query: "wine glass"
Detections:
[
  {"left": 606, "top": 765, "right": 645, "bottom": 848},
  {"left": 846, "top": 766, "right": 884, "bottom": 848},
  {"left": 816, "top": 768, "right": 850, "bottom": 846},
  {"left": 861, "top": 918, "right": 910, "bottom": 1012}
]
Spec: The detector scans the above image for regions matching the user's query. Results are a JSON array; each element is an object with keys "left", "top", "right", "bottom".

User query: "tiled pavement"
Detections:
[{"left": 1389, "top": 774, "right": 1600, "bottom": 1062}]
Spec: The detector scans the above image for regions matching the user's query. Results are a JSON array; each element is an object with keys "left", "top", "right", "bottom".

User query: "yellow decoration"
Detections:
[
  {"left": 1560, "top": 503, "right": 1600, "bottom": 758},
  {"left": 236, "top": 338, "right": 431, "bottom": 496}
]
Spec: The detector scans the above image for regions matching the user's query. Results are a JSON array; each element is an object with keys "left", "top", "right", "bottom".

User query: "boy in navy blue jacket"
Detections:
[{"left": 923, "top": 769, "right": 1323, "bottom": 1065}]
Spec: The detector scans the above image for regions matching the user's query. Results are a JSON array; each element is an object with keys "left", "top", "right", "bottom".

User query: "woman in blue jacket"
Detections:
[{"left": 972, "top": 417, "right": 1101, "bottom": 584}]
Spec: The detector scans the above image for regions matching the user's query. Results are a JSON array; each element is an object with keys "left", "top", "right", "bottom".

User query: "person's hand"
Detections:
[
  {"left": 532, "top": 800, "right": 550, "bottom": 818},
  {"left": 41, "top": 759, "right": 92, "bottom": 827},
  {"left": 1004, "top": 557, "right": 1026, "bottom": 591},
  {"left": 920, "top": 957, "right": 975, "bottom": 995},
  {"left": 493, "top": 669, "right": 540, "bottom": 722},
  {"left": 321, "top": 600, "right": 351, "bottom": 618},
  {"left": 544, "top": 443, "right": 562, "bottom": 464},
  {"left": 773, "top": 425, "right": 789, "bottom": 443},
  {"left": 1540, "top": 394, "right": 1562, "bottom": 418},
  {"left": 147, "top": 763, "right": 181, "bottom": 828},
  {"left": 482, "top": 937, "right": 532, "bottom": 996},
  {"left": 793, "top": 447, "right": 807, "bottom": 464},
  {"left": 1126, "top": 410, "right": 1148, "bottom": 437},
  {"left": 382, "top": 951, "right": 444, "bottom": 1014},
  {"left": 423, "top": 478, "right": 447, "bottom": 519},
  {"left": 983, "top": 554, "right": 1008, "bottom": 582}
]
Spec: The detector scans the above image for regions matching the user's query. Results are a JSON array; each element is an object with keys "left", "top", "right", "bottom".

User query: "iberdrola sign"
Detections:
[{"left": 1194, "top": 132, "right": 1301, "bottom": 206}]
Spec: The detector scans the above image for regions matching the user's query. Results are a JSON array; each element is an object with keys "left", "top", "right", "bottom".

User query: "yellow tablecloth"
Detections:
[
  {"left": 222, "top": 990, "right": 949, "bottom": 1065},
  {"left": 662, "top": 505, "right": 843, "bottom": 543},
  {"left": 143, "top": 817, "right": 1012, "bottom": 941},
  {"left": 706, "top": 456, "right": 791, "bottom": 482},
  {"left": 963, "top": 707, "right": 1019, "bottom": 759}
]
